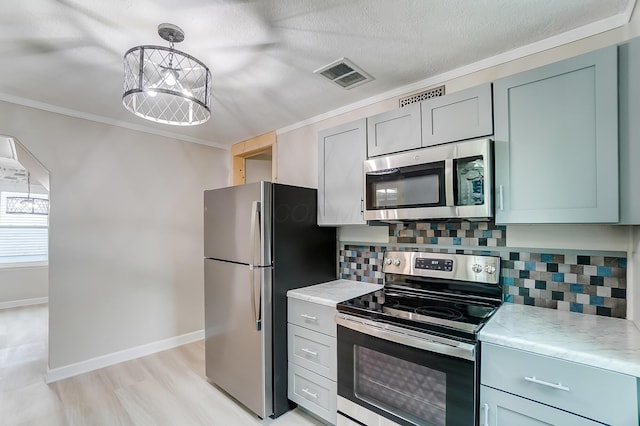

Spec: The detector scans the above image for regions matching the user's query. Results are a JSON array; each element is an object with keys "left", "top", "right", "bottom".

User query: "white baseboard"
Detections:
[
  {"left": 0, "top": 296, "right": 48, "bottom": 310},
  {"left": 46, "top": 329, "right": 204, "bottom": 383}
]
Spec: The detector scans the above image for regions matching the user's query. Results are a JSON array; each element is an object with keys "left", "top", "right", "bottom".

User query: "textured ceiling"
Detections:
[{"left": 0, "top": 0, "right": 634, "bottom": 148}]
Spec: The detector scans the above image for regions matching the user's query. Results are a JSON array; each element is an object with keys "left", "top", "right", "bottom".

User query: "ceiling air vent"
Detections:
[
  {"left": 314, "top": 58, "right": 374, "bottom": 89},
  {"left": 399, "top": 85, "right": 446, "bottom": 107}
]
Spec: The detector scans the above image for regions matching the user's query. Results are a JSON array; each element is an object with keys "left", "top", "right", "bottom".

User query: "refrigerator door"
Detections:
[
  {"left": 204, "top": 181, "right": 272, "bottom": 266},
  {"left": 204, "top": 258, "right": 271, "bottom": 418}
]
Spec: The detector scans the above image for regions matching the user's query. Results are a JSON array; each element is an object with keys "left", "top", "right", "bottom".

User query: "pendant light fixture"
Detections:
[
  {"left": 122, "top": 23, "right": 211, "bottom": 126},
  {"left": 6, "top": 172, "right": 49, "bottom": 215}
]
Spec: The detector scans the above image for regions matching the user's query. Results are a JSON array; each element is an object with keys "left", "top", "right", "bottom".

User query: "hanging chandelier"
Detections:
[
  {"left": 6, "top": 172, "right": 49, "bottom": 215},
  {"left": 122, "top": 23, "right": 211, "bottom": 126}
]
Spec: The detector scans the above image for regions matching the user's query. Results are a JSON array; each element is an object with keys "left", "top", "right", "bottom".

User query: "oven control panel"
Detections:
[
  {"left": 382, "top": 251, "right": 500, "bottom": 284},
  {"left": 415, "top": 257, "right": 453, "bottom": 272}
]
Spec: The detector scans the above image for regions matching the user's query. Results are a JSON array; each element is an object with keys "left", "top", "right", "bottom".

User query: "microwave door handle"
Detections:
[{"left": 445, "top": 159, "right": 455, "bottom": 206}]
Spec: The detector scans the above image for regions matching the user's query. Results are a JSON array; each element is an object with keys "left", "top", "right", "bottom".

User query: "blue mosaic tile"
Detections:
[
  {"left": 619, "top": 258, "right": 627, "bottom": 268},
  {"left": 570, "top": 284, "right": 584, "bottom": 293},
  {"left": 502, "top": 277, "right": 515, "bottom": 286},
  {"left": 453, "top": 237, "right": 461, "bottom": 245},
  {"left": 552, "top": 272, "right": 564, "bottom": 282},
  {"left": 525, "top": 261, "right": 536, "bottom": 271},
  {"left": 570, "top": 302, "right": 583, "bottom": 313},
  {"left": 541, "top": 253, "right": 553, "bottom": 263},
  {"left": 590, "top": 295, "right": 605, "bottom": 306},
  {"left": 504, "top": 294, "right": 514, "bottom": 303},
  {"left": 597, "top": 266, "right": 612, "bottom": 277},
  {"left": 482, "top": 230, "right": 493, "bottom": 238}
]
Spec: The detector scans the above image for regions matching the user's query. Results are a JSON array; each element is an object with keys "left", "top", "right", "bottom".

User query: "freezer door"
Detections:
[
  {"left": 204, "top": 182, "right": 272, "bottom": 266},
  {"left": 204, "top": 258, "right": 270, "bottom": 418}
]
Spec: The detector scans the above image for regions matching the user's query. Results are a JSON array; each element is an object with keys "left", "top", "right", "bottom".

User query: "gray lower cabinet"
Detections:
[
  {"left": 421, "top": 83, "right": 493, "bottom": 147},
  {"left": 317, "top": 119, "right": 366, "bottom": 226},
  {"left": 366, "top": 103, "right": 421, "bottom": 157},
  {"left": 479, "top": 386, "right": 601, "bottom": 426},
  {"left": 288, "top": 298, "right": 338, "bottom": 424},
  {"left": 481, "top": 342, "right": 638, "bottom": 426},
  {"left": 493, "top": 45, "right": 619, "bottom": 224}
]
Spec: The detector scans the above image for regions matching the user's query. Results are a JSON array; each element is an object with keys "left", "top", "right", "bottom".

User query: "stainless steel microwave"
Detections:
[{"left": 363, "top": 138, "right": 493, "bottom": 221}]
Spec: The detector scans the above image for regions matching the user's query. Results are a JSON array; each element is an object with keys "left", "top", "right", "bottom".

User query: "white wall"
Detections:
[
  {"left": 0, "top": 265, "right": 47, "bottom": 306},
  {"left": 276, "top": 10, "right": 640, "bottom": 320},
  {"left": 245, "top": 156, "right": 273, "bottom": 183},
  {"left": 0, "top": 100, "right": 228, "bottom": 369}
]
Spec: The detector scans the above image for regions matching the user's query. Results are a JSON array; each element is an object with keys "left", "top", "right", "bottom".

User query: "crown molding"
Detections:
[{"left": 0, "top": 93, "right": 229, "bottom": 151}]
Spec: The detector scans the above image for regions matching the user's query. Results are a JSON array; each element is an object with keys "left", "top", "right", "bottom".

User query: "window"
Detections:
[{"left": 0, "top": 191, "right": 48, "bottom": 263}]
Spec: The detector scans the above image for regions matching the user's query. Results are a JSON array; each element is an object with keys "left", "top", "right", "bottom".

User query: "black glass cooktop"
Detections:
[{"left": 337, "top": 287, "right": 500, "bottom": 340}]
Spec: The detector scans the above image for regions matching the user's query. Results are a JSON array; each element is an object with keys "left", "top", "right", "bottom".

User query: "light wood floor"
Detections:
[{"left": 0, "top": 304, "right": 326, "bottom": 426}]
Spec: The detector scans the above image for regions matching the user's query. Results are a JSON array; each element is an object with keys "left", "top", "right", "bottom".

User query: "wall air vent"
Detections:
[
  {"left": 399, "top": 85, "right": 446, "bottom": 107},
  {"left": 314, "top": 58, "right": 374, "bottom": 89}
]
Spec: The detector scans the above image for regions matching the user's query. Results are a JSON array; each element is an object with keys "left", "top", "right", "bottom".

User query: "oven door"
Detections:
[{"left": 336, "top": 315, "right": 477, "bottom": 426}]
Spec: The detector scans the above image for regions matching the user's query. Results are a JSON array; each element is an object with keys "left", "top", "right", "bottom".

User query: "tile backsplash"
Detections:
[
  {"left": 388, "top": 222, "right": 506, "bottom": 247},
  {"left": 501, "top": 252, "right": 626, "bottom": 318},
  {"left": 339, "top": 223, "right": 628, "bottom": 319}
]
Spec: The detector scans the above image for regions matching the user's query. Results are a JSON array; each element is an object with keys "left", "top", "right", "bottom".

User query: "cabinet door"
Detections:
[
  {"left": 421, "top": 83, "right": 493, "bottom": 147},
  {"left": 318, "top": 119, "right": 366, "bottom": 225},
  {"left": 618, "top": 37, "right": 640, "bottom": 224},
  {"left": 367, "top": 102, "right": 421, "bottom": 157},
  {"left": 480, "top": 386, "right": 602, "bottom": 426},
  {"left": 493, "top": 46, "right": 618, "bottom": 224}
]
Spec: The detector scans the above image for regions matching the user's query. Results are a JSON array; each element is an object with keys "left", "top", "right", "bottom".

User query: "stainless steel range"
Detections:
[{"left": 335, "top": 251, "right": 501, "bottom": 426}]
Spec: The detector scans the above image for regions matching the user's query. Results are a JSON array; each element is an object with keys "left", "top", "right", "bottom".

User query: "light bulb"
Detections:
[{"left": 163, "top": 70, "right": 178, "bottom": 86}]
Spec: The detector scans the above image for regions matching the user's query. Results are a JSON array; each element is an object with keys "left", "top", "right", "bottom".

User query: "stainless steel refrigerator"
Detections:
[{"left": 203, "top": 181, "right": 336, "bottom": 419}]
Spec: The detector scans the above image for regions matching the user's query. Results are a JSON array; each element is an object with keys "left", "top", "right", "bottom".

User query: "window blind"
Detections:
[{"left": 0, "top": 191, "right": 48, "bottom": 261}]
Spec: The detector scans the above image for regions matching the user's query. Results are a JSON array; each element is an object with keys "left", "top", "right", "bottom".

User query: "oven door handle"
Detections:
[{"left": 336, "top": 314, "right": 476, "bottom": 361}]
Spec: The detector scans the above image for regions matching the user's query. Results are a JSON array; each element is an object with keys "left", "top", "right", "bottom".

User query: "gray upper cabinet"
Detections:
[
  {"left": 317, "top": 119, "right": 367, "bottom": 226},
  {"left": 366, "top": 102, "right": 421, "bottom": 157},
  {"left": 618, "top": 37, "right": 640, "bottom": 224},
  {"left": 493, "top": 45, "right": 619, "bottom": 224},
  {"left": 421, "top": 83, "right": 493, "bottom": 147}
]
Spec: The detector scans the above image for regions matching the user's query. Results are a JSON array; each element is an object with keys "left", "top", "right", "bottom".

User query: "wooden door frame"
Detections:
[{"left": 230, "top": 131, "right": 277, "bottom": 185}]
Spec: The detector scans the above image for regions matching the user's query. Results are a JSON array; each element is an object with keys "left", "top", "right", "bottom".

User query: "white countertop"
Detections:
[
  {"left": 479, "top": 303, "right": 640, "bottom": 377},
  {"left": 287, "top": 279, "right": 383, "bottom": 307}
]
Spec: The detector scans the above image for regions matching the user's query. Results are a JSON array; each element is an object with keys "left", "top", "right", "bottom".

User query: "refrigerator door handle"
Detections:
[
  {"left": 250, "top": 201, "right": 261, "bottom": 269},
  {"left": 250, "top": 200, "right": 262, "bottom": 331},
  {"left": 251, "top": 268, "right": 262, "bottom": 331}
]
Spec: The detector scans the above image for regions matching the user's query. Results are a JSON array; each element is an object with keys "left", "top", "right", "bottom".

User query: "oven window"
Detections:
[{"left": 355, "top": 345, "right": 446, "bottom": 426}]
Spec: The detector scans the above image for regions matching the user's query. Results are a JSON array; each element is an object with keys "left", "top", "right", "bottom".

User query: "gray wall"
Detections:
[{"left": 0, "top": 100, "right": 228, "bottom": 369}]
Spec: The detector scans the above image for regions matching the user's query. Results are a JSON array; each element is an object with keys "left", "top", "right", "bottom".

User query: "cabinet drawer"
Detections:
[
  {"left": 481, "top": 343, "right": 637, "bottom": 425},
  {"left": 288, "top": 362, "right": 337, "bottom": 424},
  {"left": 288, "top": 298, "right": 337, "bottom": 337},
  {"left": 288, "top": 323, "right": 337, "bottom": 380}
]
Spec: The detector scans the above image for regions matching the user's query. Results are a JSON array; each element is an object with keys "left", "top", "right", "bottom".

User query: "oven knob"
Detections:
[
  {"left": 471, "top": 263, "right": 483, "bottom": 273},
  {"left": 393, "top": 258, "right": 401, "bottom": 267},
  {"left": 384, "top": 258, "right": 393, "bottom": 265},
  {"left": 484, "top": 265, "right": 496, "bottom": 274}
]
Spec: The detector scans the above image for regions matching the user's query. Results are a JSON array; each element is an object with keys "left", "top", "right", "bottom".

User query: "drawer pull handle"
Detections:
[
  {"left": 300, "top": 314, "right": 318, "bottom": 321},
  {"left": 482, "top": 403, "right": 489, "bottom": 426},
  {"left": 524, "top": 376, "right": 570, "bottom": 392},
  {"left": 301, "top": 388, "right": 318, "bottom": 399},
  {"left": 301, "top": 347, "right": 318, "bottom": 357}
]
